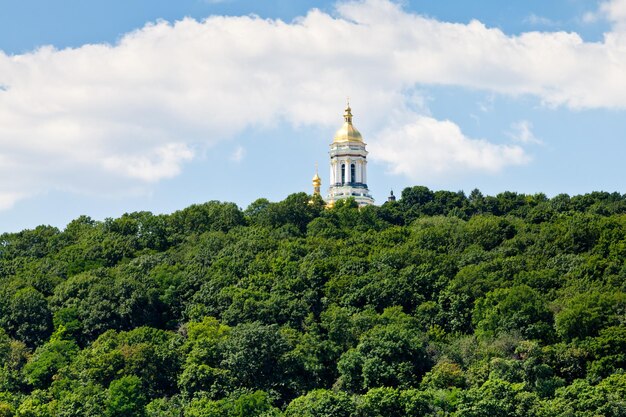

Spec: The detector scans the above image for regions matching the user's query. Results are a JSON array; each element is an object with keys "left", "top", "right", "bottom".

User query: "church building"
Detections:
[{"left": 313, "top": 104, "right": 375, "bottom": 207}]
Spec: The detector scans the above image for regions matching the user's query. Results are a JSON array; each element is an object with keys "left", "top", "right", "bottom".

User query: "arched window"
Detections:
[
  {"left": 341, "top": 164, "right": 345, "bottom": 184},
  {"left": 350, "top": 163, "right": 356, "bottom": 183}
]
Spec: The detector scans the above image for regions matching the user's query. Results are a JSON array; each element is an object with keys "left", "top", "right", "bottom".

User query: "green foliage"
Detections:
[
  {"left": 2, "top": 287, "right": 52, "bottom": 347},
  {"left": 0, "top": 402, "right": 13, "bottom": 417},
  {"left": 456, "top": 379, "right": 540, "bottom": 417},
  {"left": 473, "top": 285, "right": 554, "bottom": 341},
  {"left": 356, "top": 387, "right": 405, "bottom": 416},
  {"left": 246, "top": 193, "right": 323, "bottom": 233},
  {"left": 284, "top": 389, "right": 354, "bottom": 417},
  {"left": 73, "top": 327, "right": 182, "bottom": 399},
  {"left": 179, "top": 317, "right": 231, "bottom": 399},
  {"left": 219, "top": 322, "right": 299, "bottom": 401},
  {"left": 145, "top": 396, "right": 184, "bottom": 417},
  {"left": 422, "top": 360, "right": 467, "bottom": 389},
  {"left": 0, "top": 187, "right": 625, "bottom": 415},
  {"left": 554, "top": 290, "right": 626, "bottom": 341},
  {"left": 169, "top": 201, "right": 246, "bottom": 238},
  {"left": 584, "top": 326, "right": 626, "bottom": 381},
  {"left": 544, "top": 372, "right": 626, "bottom": 417},
  {"left": 465, "top": 215, "right": 516, "bottom": 251},
  {"left": 337, "top": 312, "right": 430, "bottom": 392},
  {"left": 50, "top": 269, "right": 164, "bottom": 342},
  {"left": 105, "top": 375, "right": 147, "bottom": 417},
  {"left": 23, "top": 338, "right": 79, "bottom": 388},
  {"left": 186, "top": 390, "right": 279, "bottom": 417},
  {"left": 49, "top": 380, "right": 106, "bottom": 416}
]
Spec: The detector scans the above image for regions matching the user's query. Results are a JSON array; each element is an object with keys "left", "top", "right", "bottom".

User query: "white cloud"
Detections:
[
  {"left": 370, "top": 115, "right": 530, "bottom": 180},
  {"left": 586, "top": 0, "right": 626, "bottom": 28},
  {"left": 524, "top": 14, "right": 557, "bottom": 27},
  {"left": 0, "top": 192, "right": 28, "bottom": 210},
  {"left": 478, "top": 95, "right": 495, "bottom": 113},
  {"left": 600, "top": 0, "right": 626, "bottom": 27},
  {"left": 1, "top": 0, "right": 626, "bottom": 208},
  {"left": 102, "top": 143, "right": 194, "bottom": 182},
  {"left": 508, "top": 120, "right": 543, "bottom": 145},
  {"left": 230, "top": 145, "right": 246, "bottom": 163},
  {"left": 582, "top": 11, "right": 600, "bottom": 24}
]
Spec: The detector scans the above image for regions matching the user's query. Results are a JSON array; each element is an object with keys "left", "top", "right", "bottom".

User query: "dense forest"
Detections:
[{"left": 0, "top": 186, "right": 625, "bottom": 416}]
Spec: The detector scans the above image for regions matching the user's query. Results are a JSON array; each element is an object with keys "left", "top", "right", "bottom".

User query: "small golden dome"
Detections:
[
  {"left": 312, "top": 172, "right": 321, "bottom": 185},
  {"left": 333, "top": 104, "right": 363, "bottom": 143}
]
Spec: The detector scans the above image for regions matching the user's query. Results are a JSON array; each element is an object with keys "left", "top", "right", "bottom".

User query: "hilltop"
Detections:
[{"left": 0, "top": 186, "right": 625, "bottom": 416}]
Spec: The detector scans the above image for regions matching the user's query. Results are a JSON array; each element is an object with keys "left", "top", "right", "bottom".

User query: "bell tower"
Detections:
[{"left": 326, "top": 103, "right": 374, "bottom": 206}]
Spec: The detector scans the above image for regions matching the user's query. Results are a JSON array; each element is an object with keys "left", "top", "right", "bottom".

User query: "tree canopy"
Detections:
[{"left": 0, "top": 188, "right": 625, "bottom": 416}]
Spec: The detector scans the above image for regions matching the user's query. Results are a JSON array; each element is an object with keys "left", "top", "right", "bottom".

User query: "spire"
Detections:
[
  {"left": 344, "top": 98, "right": 353, "bottom": 124},
  {"left": 312, "top": 163, "right": 321, "bottom": 196},
  {"left": 334, "top": 100, "right": 362, "bottom": 143}
]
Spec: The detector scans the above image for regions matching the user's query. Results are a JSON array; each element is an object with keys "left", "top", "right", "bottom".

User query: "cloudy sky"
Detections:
[{"left": 0, "top": 0, "right": 625, "bottom": 231}]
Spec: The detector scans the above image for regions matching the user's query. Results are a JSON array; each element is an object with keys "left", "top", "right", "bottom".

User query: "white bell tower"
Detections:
[{"left": 326, "top": 104, "right": 374, "bottom": 206}]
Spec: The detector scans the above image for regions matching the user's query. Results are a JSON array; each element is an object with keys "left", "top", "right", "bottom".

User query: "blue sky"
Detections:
[{"left": 0, "top": 0, "right": 624, "bottom": 232}]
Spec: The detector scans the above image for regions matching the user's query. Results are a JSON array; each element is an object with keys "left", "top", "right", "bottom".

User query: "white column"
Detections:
[
  {"left": 336, "top": 161, "right": 340, "bottom": 185},
  {"left": 362, "top": 160, "right": 367, "bottom": 184}
]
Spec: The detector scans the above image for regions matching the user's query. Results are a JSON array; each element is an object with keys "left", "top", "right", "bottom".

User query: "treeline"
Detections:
[{"left": 0, "top": 187, "right": 625, "bottom": 416}]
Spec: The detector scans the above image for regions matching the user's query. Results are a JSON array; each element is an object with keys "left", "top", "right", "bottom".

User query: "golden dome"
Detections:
[
  {"left": 312, "top": 172, "right": 321, "bottom": 185},
  {"left": 333, "top": 105, "right": 363, "bottom": 143}
]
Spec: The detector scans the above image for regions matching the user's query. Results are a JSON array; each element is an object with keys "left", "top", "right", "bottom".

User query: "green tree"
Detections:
[
  {"left": 421, "top": 360, "right": 466, "bottom": 389},
  {"left": 554, "top": 291, "right": 626, "bottom": 341},
  {"left": 337, "top": 317, "right": 431, "bottom": 392},
  {"left": 185, "top": 391, "right": 279, "bottom": 417},
  {"left": 584, "top": 326, "right": 626, "bottom": 380},
  {"left": 473, "top": 285, "right": 554, "bottom": 341},
  {"left": 15, "top": 389, "right": 53, "bottom": 417},
  {"left": 219, "top": 322, "right": 297, "bottom": 402},
  {"left": 543, "top": 372, "right": 626, "bottom": 417},
  {"left": 284, "top": 389, "right": 354, "bottom": 417},
  {"left": 145, "top": 396, "right": 184, "bottom": 417},
  {"left": 23, "top": 337, "right": 79, "bottom": 389},
  {"left": 105, "top": 375, "right": 146, "bottom": 417},
  {"left": 179, "top": 317, "right": 231, "bottom": 399},
  {"left": 51, "top": 382, "right": 106, "bottom": 417},
  {"left": 456, "top": 379, "right": 540, "bottom": 417},
  {"left": 356, "top": 387, "right": 404, "bottom": 417},
  {"left": 464, "top": 215, "right": 516, "bottom": 251},
  {"left": 3, "top": 287, "right": 52, "bottom": 347}
]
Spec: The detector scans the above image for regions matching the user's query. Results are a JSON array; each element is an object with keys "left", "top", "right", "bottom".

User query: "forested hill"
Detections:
[{"left": 0, "top": 187, "right": 625, "bottom": 416}]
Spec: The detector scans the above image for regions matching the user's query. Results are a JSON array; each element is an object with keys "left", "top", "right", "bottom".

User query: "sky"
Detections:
[{"left": 0, "top": 0, "right": 625, "bottom": 232}]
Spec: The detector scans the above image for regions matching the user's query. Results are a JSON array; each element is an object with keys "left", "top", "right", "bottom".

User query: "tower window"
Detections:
[
  {"left": 351, "top": 164, "right": 356, "bottom": 183},
  {"left": 341, "top": 164, "right": 345, "bottom": 184}
]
